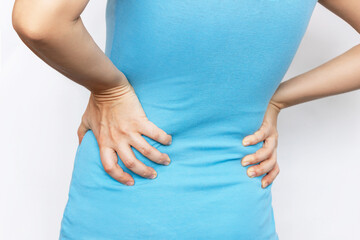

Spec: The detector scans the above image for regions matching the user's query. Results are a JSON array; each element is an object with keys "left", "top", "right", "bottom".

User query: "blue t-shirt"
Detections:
[{"left": 60, "top": 1, "right": 318, "bottom": 239}]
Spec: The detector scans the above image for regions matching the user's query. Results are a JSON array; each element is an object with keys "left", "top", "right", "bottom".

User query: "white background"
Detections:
[{"left": 1, "top": 1, "right": 360, "bottom": 239}]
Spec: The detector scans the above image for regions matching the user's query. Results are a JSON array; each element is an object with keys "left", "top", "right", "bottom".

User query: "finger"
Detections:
[
  {"left": 246, "top": 151, "right": 277, "bottom": 178},
  {"left": 138, "top": 120, "right": 172, "bottom": 145},
  {"left": 261, "top": 162, "right": 280, "bottom": 188},
  {"left": 242, "top": 123, "right": 270, "bottom": 146},
  {"left": 116, "top": 143, "right": 158, "bottom": 179},
  {"left": 128, "top": 133, "right": 171, "bottom": 165},
  {"left": 99, "top": 147, "right": 134, "bottom": 186},
  {"left": 242, "top": 136, "right": 277, "bottom": 166},
  {"left": 77, "top": 123, "right": 88, "bottom": 145}
]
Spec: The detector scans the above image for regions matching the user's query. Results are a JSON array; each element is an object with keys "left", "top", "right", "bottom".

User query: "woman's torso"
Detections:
[{"left": 60, "top": 1, "right": 318, "bottom": 239}]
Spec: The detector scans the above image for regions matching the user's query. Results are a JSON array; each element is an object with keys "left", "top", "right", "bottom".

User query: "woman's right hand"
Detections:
[{"left": 77, "top": 80, "right": 172, "bottom": 186}]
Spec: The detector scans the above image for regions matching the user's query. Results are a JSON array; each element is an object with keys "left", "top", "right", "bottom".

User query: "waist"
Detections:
[{"left": 78, "top": 129, "right": 265, "bottom": 189}]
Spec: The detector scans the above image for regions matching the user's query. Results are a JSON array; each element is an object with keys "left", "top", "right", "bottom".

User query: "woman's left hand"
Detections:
[{"left": 241, "top": 100, "right": 281, "bottom": 188}]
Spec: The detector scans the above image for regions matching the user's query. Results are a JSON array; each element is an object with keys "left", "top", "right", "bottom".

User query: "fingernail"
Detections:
[
  {"left": 243, "top": 140, "right": 249, "bottom": 146},
  {"left": 150, "top": 171, "right": 157, "bottom": 179},
  {"left": 168, "top": 139, "right": 172, "bottom": 145},
  {"left": 248, "top": 170, "right": 256, "bottom": 178},
  {"left": 125, "top": 181, "right": 134, "bottom": 186},
  {"left": 162, "top": 154, "right": 171, "bottom": 165},
  {"left": 262, "top": 181, "right": 268, "bottom": 188},
  {"left": 242, "top": 156, "right": 253, "bottom": 166}
]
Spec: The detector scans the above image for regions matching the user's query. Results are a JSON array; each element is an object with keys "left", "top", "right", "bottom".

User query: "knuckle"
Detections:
[
  {"left": 256, "top": 148, "right": 269, "bottom": 160},
  {"left": 118, "top": 126, "right": 131, "bottom": 136},
  {"left": 103, "top": 163, "right": 114, "bottom": 173},
  {"left": 268, "top": 156, "right": 277, "bottom": 165},
  {"left": 274, "top": 163, "right": 280, "bottom": 174},
  {"left": 254, "top": 131, "right": 260, "bottom": 139},
  {"left": 264, "top": 150, "right": 273, "bottom": 159},
  {"left": 140, "top": 145, "right": 152, "bottom": 156},
  {"left": 98, "top": 135, "right": 108, "bottom": 147},
  {"left": 252, "top": 152, "right": 258, "bottom": 162},
  {"left": 126, "top": 133, "right": 137, "bottom": 143},
  {"left": 123, "top": 159, "right": 136, "bottom": 169},
  {"left": 266, "top": 136, "right": 276, "bottom": 144},
  {"left": 255, "top": 147, "right": 264, "bottom": 155},
  {"left": 256, "top": 165, "right": 264, "bottom": 174},
  {"left": 270, "top": 160, "right": 277, "bottom": 170},
  {"left": 130, "top": 119, "right": 140, "bottom": 129},
  {"left": 256, "top": 131, "right": 265, "bottom": 140},
  {"left": 274, "top": 131, "right": 279, "bottom": 138}
]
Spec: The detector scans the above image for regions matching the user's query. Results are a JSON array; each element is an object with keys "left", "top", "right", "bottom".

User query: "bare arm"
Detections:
[
  {"left": 12, "top": 0, "right": 172, "bottom": 186},
  {"left": 240, "top": 0, "right": 360, "bottom": 188},
  {"left": 270, "top": 0, "right": 360, "bottom": 110},
  {"left": 12, "top": 0, "right": 124, "bottom": 92}
]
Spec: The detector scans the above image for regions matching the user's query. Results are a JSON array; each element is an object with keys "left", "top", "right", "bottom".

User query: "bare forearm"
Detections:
[
  {"left": 271, "top": 0, "right": 360, "bottom": 110},
  {"left": 12, "top": 0, "right": 127, "bottom": 93},
  {"left": 271, "top": 44, "right": 360, "bottom": 110}
]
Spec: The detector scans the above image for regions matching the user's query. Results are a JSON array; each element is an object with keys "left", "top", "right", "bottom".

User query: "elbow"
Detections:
[
  {"left": 12, "top": 23, "right": 48, "bottom": 43},
  {"left": 12, "top": 12, "right": 48, "bottom": 42},
  {"left": 12, "top": 3, "right": 57, "bottom": 42}
]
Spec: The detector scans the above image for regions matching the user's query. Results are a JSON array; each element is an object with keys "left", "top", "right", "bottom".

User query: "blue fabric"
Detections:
[{"left": 60, "top": 1, "right": 318, "bottom": 239}]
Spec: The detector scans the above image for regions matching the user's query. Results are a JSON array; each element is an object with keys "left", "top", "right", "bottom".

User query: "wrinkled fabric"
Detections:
[{"left": 60, "top": 1, "right": 318, "bottom": 239}]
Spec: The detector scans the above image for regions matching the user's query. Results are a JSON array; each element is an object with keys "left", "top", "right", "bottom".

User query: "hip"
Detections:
[{"left": 59, "top": 130, "right": 278, "bottom": 239}]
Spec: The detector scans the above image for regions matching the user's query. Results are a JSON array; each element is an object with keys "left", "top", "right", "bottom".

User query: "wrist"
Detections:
[
  {"left": 270, "top": 81, "right": 293, "bottom": 111},
  {"left": 268, "top": 99, "right": 282, "bottom": 114},
  {"left": 91, "top": 82, "right": 135, "bottom": 103},
  {"left": 90, "top": 70, "right": 135, "bottom": 103},
  {"left": 264, "top": 100, "right": 280, "bottom": 127},
  {"left": 90, "top": 70, "right": 129, "bottom": 92}
]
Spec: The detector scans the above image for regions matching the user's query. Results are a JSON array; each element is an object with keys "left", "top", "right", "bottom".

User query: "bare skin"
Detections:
[
  {"left": 11, "top": 0, "right": 173, "bottom": 186},
  {"left": 11, "top": 0, "right": 283, "bottom": 187},
  {"left": 241, "top": 0, "right": 360, "bottom": 188},
  {"left": 242, "top": 102, "right": 280, "bottom": 188},
  {"left": 12, "top": 0, "right": 356, "bottom": 188}
]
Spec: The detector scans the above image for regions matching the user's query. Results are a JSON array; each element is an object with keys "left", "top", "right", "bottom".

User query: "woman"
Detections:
[{"left": 11, "top": 0, "right": 360, "bottom": 239}]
